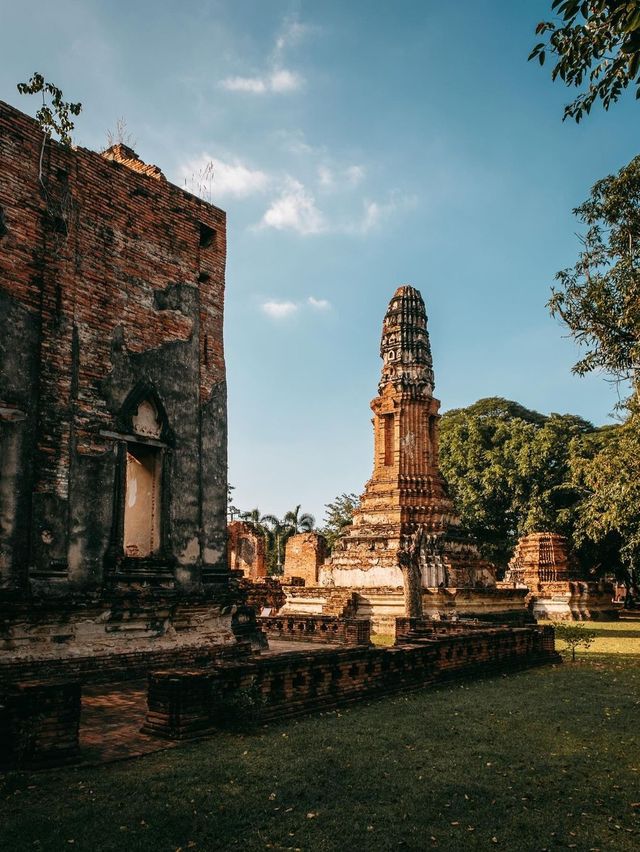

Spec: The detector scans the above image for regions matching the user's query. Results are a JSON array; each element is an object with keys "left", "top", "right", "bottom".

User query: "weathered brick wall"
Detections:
[
  {"left": 0, "top": 680, "right": 81, "bottom": 768},
  {"left": 0, "top": 101, "right": 228, "bottom": 595},
  {"left": 0, "top": 636, "right": 248, "bottom": 688},
  {"left": 259, "top": 614, "right": 371, "bottom": 645},
  {"left": 228, "top": 521, "right": 267, "bottom": 579},
  {"left": 142, "top": 623, "right": 560, "bottom": 738},
  {"left": 240, "top": 578, "right": 287, "bottom": 613},
  {"left": 284, "top": 532, "right": 327, "bottom": 585}
]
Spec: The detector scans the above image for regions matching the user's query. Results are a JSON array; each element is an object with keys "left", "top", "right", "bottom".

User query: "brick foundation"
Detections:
[{"left": 143, "top": 623, "right": 560, "bottom": 738}]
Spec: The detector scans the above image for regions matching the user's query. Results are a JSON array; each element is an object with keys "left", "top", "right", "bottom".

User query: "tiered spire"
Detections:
[{"left": 379, "top": 285, "right": 434, "bottom": 395}]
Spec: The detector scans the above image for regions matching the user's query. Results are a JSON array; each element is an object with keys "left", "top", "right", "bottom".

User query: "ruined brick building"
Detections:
[
  {"left": 0, "top": 101, "right": 238, "bottom": 660},
  {"left": 227, "top": 520, "right": 267, "bottom": 580},
  {"left": 506, "top": 532, "right": 617, "bottom": 621}
]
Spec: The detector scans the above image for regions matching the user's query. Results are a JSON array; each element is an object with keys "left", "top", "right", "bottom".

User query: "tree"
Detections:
[
  {"left": 282, "top": 504, "right": 315, "bottom": 535},
  {"left": 259, "top": 515, "right": 289, "bottom": 575},
  {"left": 530, "top": 1, "right": 640, "bottom": 122},
  {"left": 548, "top": 155, "right": 640, "bottom": 399},
  {"left": 321, "top": 493, "right": 361, "bottom": 551},
  {"left": 227, "top": 484, "right": 241, "bottom": 521},
  {"left": 439, "top": 398, "right": 595, "bottom": 568},
  {"left": 554, "top": 622, "right": 598, "bottom": 661},
  {"left": 570, "top": 415, "right": 640, "bottom": 599},
  {"left": 17, "top": 73, "right": 82, "bottom": 145}
]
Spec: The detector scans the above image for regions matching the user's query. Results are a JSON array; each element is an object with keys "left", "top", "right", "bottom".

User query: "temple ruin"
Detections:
[
  {"left": 507, "top": 532, "right": 617, "bottom": 621},
  {"left": 282, "top": 286, "right": 529, "bottom": 630},
  {"left": 0, "top": 100, "right": 240, "bottom": 666},
  {"left": 227, "top": 520, "right": 267, "bottom": 580}
]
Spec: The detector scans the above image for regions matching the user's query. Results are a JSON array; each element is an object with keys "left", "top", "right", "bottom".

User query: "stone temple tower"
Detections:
[{"left": 321, "top": 285, "right": 494, "bottom": 591}]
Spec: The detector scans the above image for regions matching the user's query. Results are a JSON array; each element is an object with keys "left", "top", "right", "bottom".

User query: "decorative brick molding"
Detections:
[{"left": 259, "top": 614, "right": 371, "bottom": 646}]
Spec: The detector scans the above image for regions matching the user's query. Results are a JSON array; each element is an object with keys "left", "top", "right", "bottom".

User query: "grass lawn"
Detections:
[
  {"left": 550, "top": 619, "right": 640, "bottom": 657},
  {"left": 1, "top": 627, "right": 639, "bottom": 851}
]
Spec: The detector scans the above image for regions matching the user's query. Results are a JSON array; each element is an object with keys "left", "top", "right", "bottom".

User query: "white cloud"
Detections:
[
  {"left": 178, "top": 155, "right": 269, "bottom": 199},
  {"left": 274, "top": 129, "right": 322, "bottom": 156},
  {"left": 220, "top": 68, "right": 303, "bottom": 94},
  {"left": 275, "top": 19, "right": 311, "bottom": 53},
  {"left": 308, "top": 296, "right": 331, "bottom": 310},
  {"left": 269, "top": 68, "right": 303, "bottom": 92},
  {"left": 220, "top": 76, "right": 267, "bottom": 93},
  {"left": 317, "top": 163, "right": 365, "bottom": 190},
  {"left": 318, "top": 165, "right": 334, "bottom": 187},
  {"left": 261, "top": 300, "right": 299, "bottom": 319},
  {"left": 260, "top": 179, "right": 326, "bottom": 235}
]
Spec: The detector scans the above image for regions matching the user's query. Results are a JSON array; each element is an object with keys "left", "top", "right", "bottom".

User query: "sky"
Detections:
[{"left": 1, "top": 1, "right": 637, "bottom": 524}]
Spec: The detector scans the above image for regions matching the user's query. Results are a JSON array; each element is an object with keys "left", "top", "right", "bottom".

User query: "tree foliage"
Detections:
[
  {"left": 439, "top": 398, "right": 595, "bottom": 568},
  {"left": 321, "top": 493, "right": 361, "bottom": 551},
  {"left": 530, "top": 1, "right": 640, "bottom": 121},
  {"left": 549, "top": 155, "right": 640, "bottom": 397},
  {"left": 240, "top": 505, "right": 315, "bottom": 575},
  {"left": 282, "top": 504, "right": 315, "bottom": 535},
  {"left": 17, "top": 73, "right": 82, "bottom": 145},
  {"left": 570, "top": 415, "right": 640, "bottom": 585}
]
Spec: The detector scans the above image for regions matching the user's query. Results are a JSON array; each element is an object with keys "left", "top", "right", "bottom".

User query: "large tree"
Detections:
[
  {"left": 439, "top": 398, "right": 594, "bottom": 568},
  {"left": 530, "top": 1, "right": 640, "bottom": 122},
  {"left": 548, "top": 155, "right": 640, "bottom": 400}
]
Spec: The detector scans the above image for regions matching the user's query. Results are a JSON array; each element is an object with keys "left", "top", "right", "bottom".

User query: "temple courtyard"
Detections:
[{"left": 1, "top": 621, "right": 638, "bottom": 852}]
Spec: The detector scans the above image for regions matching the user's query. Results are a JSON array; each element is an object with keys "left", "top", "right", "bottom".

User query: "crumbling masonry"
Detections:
[{"left": 0, "top": 101, "right": 238, "bottom": 660}]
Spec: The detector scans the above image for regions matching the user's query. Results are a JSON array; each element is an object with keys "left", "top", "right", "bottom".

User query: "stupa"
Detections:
[{"left": 319, "top": 286, "right": 494, "bottom": 594}]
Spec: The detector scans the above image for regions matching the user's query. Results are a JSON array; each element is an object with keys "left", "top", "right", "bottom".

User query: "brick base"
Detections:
[{"left": 143, "top": 623, "right": 560, "bottom": 738}]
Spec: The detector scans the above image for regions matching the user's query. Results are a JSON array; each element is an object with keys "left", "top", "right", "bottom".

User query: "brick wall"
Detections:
[
  {"left": 0, "top": 100, "right": 229, "bottom": 596},
  {"left": 259, "top": 614, "right": 371, "bottom": 645},
  {"left": 143, "top": 623, "right": 560, "bottom": 737},
  {"left": 228, "top": 522, "right": 267, "bottom": 579},
  {"left": 283, "top": 532, "right": 327, "bottom": 584}
]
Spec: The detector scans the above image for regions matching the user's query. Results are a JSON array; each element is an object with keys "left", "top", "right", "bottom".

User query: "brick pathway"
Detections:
[
  {"left": 80, "top": 680, "right": 178, "bottom": 765},
  {"left": 78, "top": 641, "right": 333, "bottom": 765}
]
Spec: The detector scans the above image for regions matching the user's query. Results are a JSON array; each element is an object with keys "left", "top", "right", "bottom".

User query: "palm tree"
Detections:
[
  {"left": 240, "top": 507, "right": 269, "bottom": 532},
  {"left": 239, "top": 506, "right": 315, "bottom": 575},
  {"left": 283, "top": 504, "right": 315, "bottom": 535},
  {"left": 260, "top": 514, "right": 289, "bottom": 575}
]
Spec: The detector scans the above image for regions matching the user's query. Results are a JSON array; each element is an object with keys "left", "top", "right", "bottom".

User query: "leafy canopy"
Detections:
[
  {"left": 17, "top": 72, "right": 82, "bottom": 145},
  {"left": 530, "top": 1, "right": 640, "bottom": 122},
  {"left": 570, "top": 415, "right": 640, "bottom": 574},
  {"left": 549, "top": 154, "right": 640, "bottom": 398},
  {"left": 439, "top": 398, "right": 595, "bottom": 568}
]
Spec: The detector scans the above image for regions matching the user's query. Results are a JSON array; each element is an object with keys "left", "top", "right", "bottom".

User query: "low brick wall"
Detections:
[
  {"left": 0, "top": 642, "right": 249, "bottom": 689},
  {"left": 0, "top": 680, "right": 81, "bottom": 768},
  {"left": 259, "top": 614, "right": 371, "bottom": 646},
  {"left": 143, "top": 624, "right": 560, "bottom": 738}
]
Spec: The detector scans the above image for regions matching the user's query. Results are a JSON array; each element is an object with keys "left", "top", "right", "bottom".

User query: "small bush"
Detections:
[{"left": 554, "top": 622, "right": 597, "bottom": 661}]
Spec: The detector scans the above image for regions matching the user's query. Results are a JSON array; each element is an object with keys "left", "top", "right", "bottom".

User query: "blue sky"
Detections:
[{"left": 1, "top": 1, "right": 636, "bottom": 523}]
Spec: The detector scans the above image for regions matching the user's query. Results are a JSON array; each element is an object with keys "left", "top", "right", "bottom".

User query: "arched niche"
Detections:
[{"left": 104, "top": 382, "right": 174, "bottom": 577}]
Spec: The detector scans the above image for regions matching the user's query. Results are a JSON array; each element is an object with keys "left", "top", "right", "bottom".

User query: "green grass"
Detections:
[
  {"left": 1, "top": 629, "right": 639, "bottom": 851},
  {"left": 549, "top": 618, "right": 640, "bottom": 657}
]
